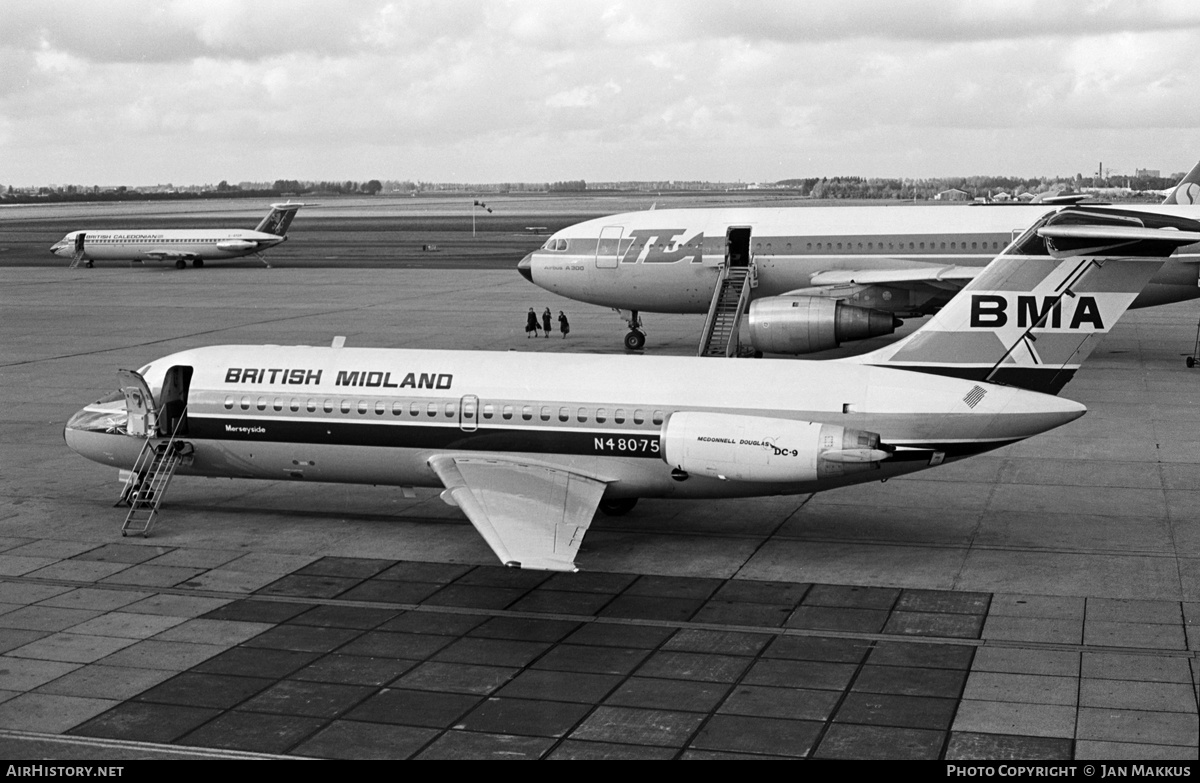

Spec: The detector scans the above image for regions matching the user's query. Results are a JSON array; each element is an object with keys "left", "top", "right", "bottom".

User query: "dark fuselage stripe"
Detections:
[{"left": 189, "top": 416, "right": 665, "bottom": 459}]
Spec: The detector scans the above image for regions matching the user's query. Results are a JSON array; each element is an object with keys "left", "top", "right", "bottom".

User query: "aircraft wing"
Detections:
[
  {"left": 428, "top": 454, "right": 612, "bottom": 572},
  {"left": 144, "top": 250, "right": 197, "bottom": 261},
  {"left": 802, "top": 265, "right": 980, "bottom": 291}
]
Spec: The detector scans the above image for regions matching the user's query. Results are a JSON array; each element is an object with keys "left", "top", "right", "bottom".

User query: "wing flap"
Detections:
[
  {"left": 428, "top": 455, "right": 610, "bottom": 572},
  {"left": 144, "top": 250, "right": 194, "bottom": 261},
  {"left": 806, "top": 265, "right": 980, "bottom": 288}
]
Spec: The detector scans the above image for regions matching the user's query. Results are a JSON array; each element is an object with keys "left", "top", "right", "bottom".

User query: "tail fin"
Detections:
[
  {"left": 255, "top": 202, "right": 306, "bottom": 236},
  {"left": 1161, "top": 162, "right": 1200, "bottom": 205},
  {"left": 847, "top": 206, "right": 1200, "bottom": 394}
]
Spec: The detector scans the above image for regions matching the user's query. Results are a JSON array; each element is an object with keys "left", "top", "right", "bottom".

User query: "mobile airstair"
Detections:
[
  {"left": 117, "top": 414, "right": 189, "bottom": 537},
  {"left": 698, "top": 265, "right": 753, "bottom": 357}
]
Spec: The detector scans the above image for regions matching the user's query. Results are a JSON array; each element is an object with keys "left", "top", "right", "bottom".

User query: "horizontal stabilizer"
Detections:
[{"left": 1038, "top": 224, "right": 1200, "bottom": 245}]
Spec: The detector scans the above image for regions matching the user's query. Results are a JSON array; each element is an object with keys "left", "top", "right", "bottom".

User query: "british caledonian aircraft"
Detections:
[
  {"left": 49, "top": 202, "right": 307, "bottom": 269},
  {"left": 518, "top": 164, "right": 1200, "bottom": 356},
  {"left": 65, "top": 206, "right": 1200, "bottom": 572}
]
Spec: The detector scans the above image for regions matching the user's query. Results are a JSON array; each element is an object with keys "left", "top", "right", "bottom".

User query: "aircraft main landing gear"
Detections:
[
  {"left": 193, "top": 259, "right": 204, "bottom": 268},
  {"left": 175, "top": 259, "right": 187, "bottom": 270},
  {"left": 619, "top": 309, "right": 645, "bottom": 351}
]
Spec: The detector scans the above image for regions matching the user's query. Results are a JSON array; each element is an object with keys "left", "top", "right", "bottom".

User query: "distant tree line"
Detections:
[
  {"left": 774, "top": 173, "right": 1184, "bottom": 200},
  {"left": 267, "top": 179, "right": 383, "bottom": 195},
  {"left": 4, "top": 171, "right": 1185, "bottom": 205}
]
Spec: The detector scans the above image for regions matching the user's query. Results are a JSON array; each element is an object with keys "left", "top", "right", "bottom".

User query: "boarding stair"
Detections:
[
  {"left": 117, "top": 413, "right": 188, "bottom": 537},
  {"left": 698, "top": 265, "right": 753, "bottom": 357},
  {"left": 68, "top": 249, "right": 87, "bottom": 269}
]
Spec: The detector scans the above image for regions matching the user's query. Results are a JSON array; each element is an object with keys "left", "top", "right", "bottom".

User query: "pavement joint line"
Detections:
[
  {"left": 0, "top": 729, "right": 311, "bottom": 761},
  {"left": 771, "top": 534, "right": 1199, "bottom": 560},
  {"left": 5, "top": 573, "right": 1197, "bottom": 661}
]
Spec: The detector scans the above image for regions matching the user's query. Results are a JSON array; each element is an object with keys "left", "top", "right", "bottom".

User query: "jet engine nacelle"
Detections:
[
  {"left": 745, "top": 297, "right": 901, "bottom": 354},
  {"left": 660, "top": 411, "right": 890, "bottom": 483}
]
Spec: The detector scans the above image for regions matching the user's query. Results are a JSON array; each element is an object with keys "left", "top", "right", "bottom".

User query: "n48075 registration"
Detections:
[{"left": 594, "top": 437, "right": 659, "bottom": 454}]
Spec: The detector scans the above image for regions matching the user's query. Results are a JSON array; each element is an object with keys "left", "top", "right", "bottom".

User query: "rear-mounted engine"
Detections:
[{"left": 660, "top": 411, "right": 891, "bottom": 483}]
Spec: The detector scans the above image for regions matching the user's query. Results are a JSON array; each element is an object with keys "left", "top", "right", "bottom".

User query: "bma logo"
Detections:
[
  {"left": 619, "top": 228, "right": 705, "bottom": 264},
  {"left": 970, "top": 294, "right": 1104, "bottom": 330}
]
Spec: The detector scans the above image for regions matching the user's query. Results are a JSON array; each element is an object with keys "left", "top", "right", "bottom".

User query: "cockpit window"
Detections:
[{"left": 541, "top": 238, "right": 568, "bottom": 252}]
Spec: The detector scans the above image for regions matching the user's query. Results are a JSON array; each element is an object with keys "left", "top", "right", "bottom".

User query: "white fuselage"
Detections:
[
  {"left": 520, "top": 204, "right": 1200, "bottom": 313},
  {"left": 50, "top": 229, "right": 284, "bottom": 262},
  {"left": 65, "top": 345, "right": 1085, "bottom": 501}
]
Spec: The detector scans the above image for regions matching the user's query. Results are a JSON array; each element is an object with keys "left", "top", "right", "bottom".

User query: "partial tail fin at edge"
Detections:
[
  {"left": 1161, "top": 162, "right": 1200, "bottom": 205},
  {"left": 843, "top": 206, "right": 1200, "bottom": 395},
  {"left": 255, "top": 202, "right": 306, "bottom": 236}
]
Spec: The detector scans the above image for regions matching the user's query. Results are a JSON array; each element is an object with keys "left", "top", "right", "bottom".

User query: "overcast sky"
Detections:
[{"left": 4, "top": 0, "right": 1200, "bottom": 186}]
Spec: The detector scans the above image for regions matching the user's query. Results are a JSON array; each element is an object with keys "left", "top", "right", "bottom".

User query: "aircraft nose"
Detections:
[{"left": 517, "top": 253, "right": 534, "bottom": 283}]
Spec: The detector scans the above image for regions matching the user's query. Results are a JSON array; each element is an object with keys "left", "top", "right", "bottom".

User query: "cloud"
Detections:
[{"left": 3, "top": 0, "right": 1200, "bottom": 186}]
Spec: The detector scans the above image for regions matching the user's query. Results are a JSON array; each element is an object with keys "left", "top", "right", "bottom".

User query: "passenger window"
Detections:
[
  {"left": 596, "top": 408, "right": 607, "bottom": 423},
  {"left": 323, "top": 400, "right": 333, "bottom": 413},
  {"left": 633, "top": 409, "right": 645, "bottom": 425},
  {"left": 522, "top": 406, "right": 533, "bottom": 421},
  {"left": 482, "top": 404, "right": 494, "bottom": 419},
  {"left": 540, "top": 406, "right": 551, "bottom": 422},
  {"left": 375, "top": 401, "right": 385, "bottom": 415},
  {"left": 224, "top": 396, "right": 234, "bottom": 410},
  {"left": 426, "top": 403, "right": 437, "bottom": 417},
  {"left": 392, "top": 401, "right": 403, "bottom": 416},
  {"left": 577, "top": 407, "right": 588, "bottom": 423},
  {"left": 256, "top": 397, "right": 267, "bottom": 411},
  {"left": 340, "top": 400, "right": 351, "bottom": 414},
  {"left": 614, "top": 409, "right": 626, "bottom": 424},
  {"left": 410, "top": 402, "right": 420, "bottom": 416},
  {"left": 290, "top": 399, "right": 299, "bottom": 412},
  {"left": 559, "top": 407, "right": 570, "bottom": 422},
  {"left": 445, "top": 403, "right": 455, "bottom": 417},
  {"left": 502, "top": 405, "right": 513, "bottom": 420},
  {"left": 652, "top": 410, "right": 664, "bottom": 425},
  {"left": 273, "top": 397, "right": 283, "bottom": 411}
]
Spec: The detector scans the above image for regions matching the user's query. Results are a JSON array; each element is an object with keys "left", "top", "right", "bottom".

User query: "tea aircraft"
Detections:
[
  {"left": 518, "top": 165, "right": 1200, "bottom": 355},
  {"left": 50, "top": 202, "right": 306, "bottom": 269}
]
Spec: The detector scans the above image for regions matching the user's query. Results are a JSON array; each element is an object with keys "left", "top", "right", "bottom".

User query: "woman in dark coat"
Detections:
[
  {"left": 542, "top": 307, "right": 552, "bottom": 337},
  {"left": 558, "top": 311, "right": 570, "bottom": 338},
  {"left": 525, "top": 307, "right": 538, "bottom": 337}
]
